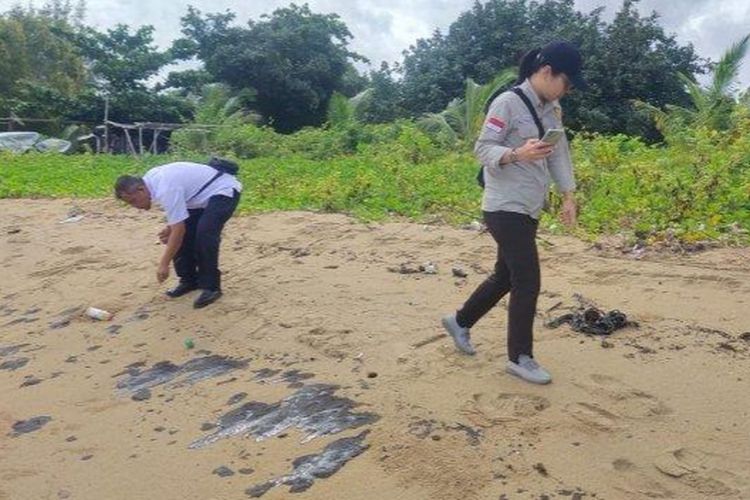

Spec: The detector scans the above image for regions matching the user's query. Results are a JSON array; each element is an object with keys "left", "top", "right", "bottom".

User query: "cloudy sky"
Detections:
[{"left": 4, "top": 0, "right": 750, "bottom": 87}]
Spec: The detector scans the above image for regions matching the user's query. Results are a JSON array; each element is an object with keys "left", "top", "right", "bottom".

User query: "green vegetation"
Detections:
[
  {"left": 3, "top": 107, "right": 749, "bottom": 244},
  {"left": 1, "top": 1, "right": 749, "bottom": 247},
  {"left": 0, "top": 122, "right": 481, "bottom": 223},
  {"left": 572, "top": 114, "right": 750, "bottom": 243}
]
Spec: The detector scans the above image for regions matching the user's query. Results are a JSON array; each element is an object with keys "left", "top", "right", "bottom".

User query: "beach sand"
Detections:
[{"left": 1, "top": 198, "right": 749, "bottom": 500}]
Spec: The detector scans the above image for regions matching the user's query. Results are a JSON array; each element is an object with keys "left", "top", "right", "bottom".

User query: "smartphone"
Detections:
[{"left": 541, "top": 128, "right": 565, "bottom": 145}]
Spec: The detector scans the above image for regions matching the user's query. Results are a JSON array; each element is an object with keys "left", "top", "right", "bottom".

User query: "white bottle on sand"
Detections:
[{"left": 86, "top": 307, "right": 113, "bottom": 321}]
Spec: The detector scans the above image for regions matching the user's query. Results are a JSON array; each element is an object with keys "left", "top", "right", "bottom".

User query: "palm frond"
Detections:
[
  {"left": 440, "top": 97, "right": 467, "bottom": 139},
  {"left": 710, "top": 33, "right": 750, "bottom": 98},
  {"left": 677, "top": 72, "right": 708, "bottom": 113},
  {"left": 467, "top": 69, "right": 516, "bottom": 140},
  {"left": 326, "top": 91, "right": 353, "bottom": 127},
  {"left": 350, "top": 88, "right": 374, "bottom": 122},
  {"left": 222, "top": 96, "right": 243, "bottom": 117},
  {"left": 416, "top": 113, "right": 458, "bottom": 144}
]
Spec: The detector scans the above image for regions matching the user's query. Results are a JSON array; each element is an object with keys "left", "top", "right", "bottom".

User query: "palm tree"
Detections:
[
  {"left": 636, "top": 34, "right": 749, "bottom": 134},
  {"left": 417, "top": 68, "right": 516, "bottom": 145},
  {"left": 193, "top": 83, "right": 261, "bottom": 125},
  {"left": 326, "top": 89, "right": 374, "bottom": 128}
]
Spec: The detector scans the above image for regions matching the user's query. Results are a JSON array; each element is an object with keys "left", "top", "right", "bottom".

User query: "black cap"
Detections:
[{"left": 538, "top": 41, "right": 588, "bottom": 91}]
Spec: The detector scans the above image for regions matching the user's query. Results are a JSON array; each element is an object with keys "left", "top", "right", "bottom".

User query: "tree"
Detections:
[
  {"left": 399, "top": 0, "right": 596, "bottom": 115},
  {"left": 569, "top": 0, "right": 705, "bottom": 139},
  {"left": 0, "top": 7, "right": 86, "bottom": 101},
  {"left": 37, "top": 0, "right": 86, "bottom": 27},
  {"left": 63, "top": 88, "right": 194, "bottom": 125},
  {"left": 0, "top": 2, "right": 195, "bottom": 130},
  {"left": 159, "top": 69, "right": 214, "bottom": 96},
  {"left": 417, "top": 68, "right": 516, "bottom": 144},
  {"left": 0, "top": 5, "right": 88, "bottom": 133},
  {"left": 61, "top": 21, "right": 195, "bottom": 125},
  {"left": 398, "top": 0, "right": 704, "bottom": 138},
  {"left": 636, "top": 34, "right": 750, "bottom": 135},
  {"left": 338, "top": 63, "right": 369, "bottom": 97},
  {"left": 188, "top": 83, "right": 259, "bottom": 125},
  {"left": 398, "top": 30, "right": 456, "bottom": 116},
  {"left": 177, "top": 4, "right": 366, "bottom": 132},
  {"left": 357, "top": 63, "right": 404, "bottom": 124},
  {"left": 73, "top": 24, "right": 174, "bottom": 92}
]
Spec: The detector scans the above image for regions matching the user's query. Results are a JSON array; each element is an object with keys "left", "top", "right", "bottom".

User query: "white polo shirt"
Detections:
[{"left": 143, "top": 162, "right": 242, "bottom": 225}]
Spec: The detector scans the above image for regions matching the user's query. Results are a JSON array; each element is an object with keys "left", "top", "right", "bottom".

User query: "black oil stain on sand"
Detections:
[
  {"left": 189, "top": 384, "right": 379, "bottom": 449},
  {"left": 245, "top": 431, "right": 370, "bottom": 497},
  {"left": 10, "top": 416, "right": 52, "bottom": 437},
  {"left": 115, "top": 355, "right": 248, "bottom": 396}
]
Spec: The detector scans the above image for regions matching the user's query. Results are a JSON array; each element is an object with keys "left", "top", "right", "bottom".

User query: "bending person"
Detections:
[{"left": 115, "top": 160, "right": 242, "bottom": 309}]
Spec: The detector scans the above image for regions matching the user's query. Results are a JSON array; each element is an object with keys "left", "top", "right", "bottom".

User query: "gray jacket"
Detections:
[{"left": 475, "top": 79, "right": 575, "bottom": 219}]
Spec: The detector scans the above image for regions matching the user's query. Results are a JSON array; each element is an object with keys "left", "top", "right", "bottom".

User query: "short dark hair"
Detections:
[{"left": 114, "top": 175, "right": 144, "bottom": 199}]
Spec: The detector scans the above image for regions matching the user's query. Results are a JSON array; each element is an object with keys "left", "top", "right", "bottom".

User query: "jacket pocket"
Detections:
[{"left": 515, "top": 118, "right": 540, "bottom": 143}]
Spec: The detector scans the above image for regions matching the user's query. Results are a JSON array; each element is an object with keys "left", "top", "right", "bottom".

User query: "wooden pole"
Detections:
[
  {"left": 138, "top": 126, "right": 144, "bottom": 156},
  {"left": 103, "top": 96, "right": 110, "bottom": 153},
  {"left": 123, "top": 128, "right": 137, "bottom": 156},
  {"left": 151, "top": 130, "right": 160, "bottom": 154}
]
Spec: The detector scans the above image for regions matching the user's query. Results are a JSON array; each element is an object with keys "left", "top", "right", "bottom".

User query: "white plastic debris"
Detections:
[
  {"left": 85, "top": 307, "right": 113, "bottom": 321},
  {"left": 421, "top": 262, "right": 438, "bottom": 274}
]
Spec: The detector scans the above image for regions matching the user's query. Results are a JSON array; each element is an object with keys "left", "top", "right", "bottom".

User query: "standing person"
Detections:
[
  {"left": 442, "top": 41, "right": 587, "bottom": 384},
  {"left": 114, "top": 159, "right": 242, "bottom": 309}
]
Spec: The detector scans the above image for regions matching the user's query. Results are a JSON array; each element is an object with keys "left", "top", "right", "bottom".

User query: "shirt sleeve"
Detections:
[
  {"left": 160, "top": 187, "right": 189, "bottom": 225},
  {"left": 547, "top": 131, "right": 576, "bottom": 192},
  {"left": 474, "top": 95, "right": 515, "bottom": 171}
]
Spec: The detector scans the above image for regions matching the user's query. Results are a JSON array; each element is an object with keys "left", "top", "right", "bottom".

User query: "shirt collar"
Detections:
[
  {"left": 520, "top": 79, "right": 543, "bottom": 110},
  {"left": 142, "top": 170, "right": 158, "bottom": 200}
]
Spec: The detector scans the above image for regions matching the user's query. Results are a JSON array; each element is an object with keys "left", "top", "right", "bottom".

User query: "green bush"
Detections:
[
  {"left": 570, "top": 112, "right": 750, "bottom": 242},
  {"left": 172, "top": 119, "right": 447, "bottom": 163},
  {"left": 2, "top": 112, "right": 749, "bottom": 245}
]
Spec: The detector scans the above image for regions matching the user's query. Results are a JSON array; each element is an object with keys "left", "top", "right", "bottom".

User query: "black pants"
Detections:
[
  {"left": 173, "top": 190, "right": 240, "bottom": 291},
  {"left": 456, "top": 210, "right": 540, "bottom": 363}
]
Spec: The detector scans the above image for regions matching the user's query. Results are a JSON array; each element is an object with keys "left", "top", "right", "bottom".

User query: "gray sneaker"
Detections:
[
  {"left": 506, "top": 355, "right": 552, "bottom": 384},
  {"left": 441, "top": 314, "right": 476, "bottom": 355}
]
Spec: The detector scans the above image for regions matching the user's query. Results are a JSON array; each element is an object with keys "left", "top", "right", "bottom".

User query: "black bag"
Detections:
[
  {"left": 208, "top": 156, "right": 240, "bottom": 175},
  {"left": 187, "top": 157, "right": 240, "bottom": 202},
  {"left": 476, "top": 87, "right": 545, "bottom": 188}
]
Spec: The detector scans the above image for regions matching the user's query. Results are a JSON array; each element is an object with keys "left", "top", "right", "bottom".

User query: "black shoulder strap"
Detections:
[
  {"left": 188, "top": 170, "right": 224, "bottom": 202},
  {"left": 476, "top": 86, "right": 546, "bottom": 190},
  {"left": 511, "top": 87, "right": 545, "bottom": 139}
]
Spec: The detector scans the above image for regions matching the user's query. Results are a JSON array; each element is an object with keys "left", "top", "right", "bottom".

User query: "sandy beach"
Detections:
[{"left": 1, "top": 198, "right": 749, "bottom": 500}]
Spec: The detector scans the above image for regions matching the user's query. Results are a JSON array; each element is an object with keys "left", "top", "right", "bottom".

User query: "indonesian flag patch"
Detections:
[{"left": 485, "top": 117, "right": 506, "bottom": 133}]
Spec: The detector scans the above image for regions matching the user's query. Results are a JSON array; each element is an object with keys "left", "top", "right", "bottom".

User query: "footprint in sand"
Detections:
[
  {"left": 577, "top": 374, "right": 672, "bottom": 419},
  {"left": 654, "top": 447, "right": 747, "bottom": 497},
  {"left": 28, "top": 257, "right": 107, "bottom": 278},
  {"left": 608, "top": 458, "right": 675, "bottom": 498},
  {"left": 60, "top": 245, "right": 92, "bottom": 255},
  {"left": 612, "top": 458, "right": 635, "bottom": 471},
  {"left": 296, "top": 327, "right": 354, "bottom": 361},
  {"left": 463, "top": 392, "right": 550, "bottom": 427},
  {"left": 565, "top": 401, "right": 623, "bottom": 432}
]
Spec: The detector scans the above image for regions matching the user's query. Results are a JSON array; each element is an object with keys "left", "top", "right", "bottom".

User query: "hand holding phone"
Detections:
[
  {"left": 516, "top": 138, "right": 554, "bottom": 162},
  {"left": 541, "top": 128, "right": 565, "bottom": 146}
]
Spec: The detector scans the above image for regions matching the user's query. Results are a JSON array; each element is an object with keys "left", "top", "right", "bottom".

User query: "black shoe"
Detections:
[
  {"left": 166, "top": 282, "right": 198, "bottom": 298},
  {"left": 193, "top": 289, "right": 222, "bottom": 309}
]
